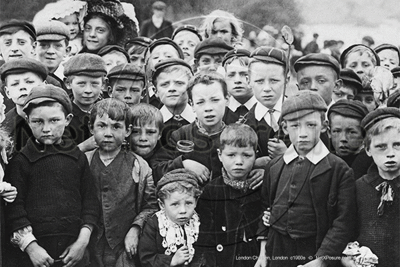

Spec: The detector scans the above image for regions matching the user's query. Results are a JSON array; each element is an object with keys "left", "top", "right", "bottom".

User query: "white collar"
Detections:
[
  {"left": 254, "top": 96, "right": 283, "bottom": 121},
  {"left": 283, "top": 140, "right": 329, "bottom": 165},
  {"left": 160, "top": 104, "right": 196, "bottom": 123},
  {"left": 228, "top": 95, "right": 258, "bottom": 112}
]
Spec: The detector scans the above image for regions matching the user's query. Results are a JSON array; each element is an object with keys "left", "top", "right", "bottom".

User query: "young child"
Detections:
[
  {"left": 125, "top": 36, "right": 152, "bottom": 70},
  {"left": 139, "top": 168, "right": 205, "bottom": 267},
  {"left": 254, "top": 91, "right": 357, "bottom": 267},
  {"left": 172, "top": 25, "right": 202, "bottom": 65},
  {"left": 4, "top": 84, "right": 99, "bottom": 267},
  {"left": 332, "top": 68, "right": 363, "bottom": 102},
  {"left": 342, "top": 107, "right": 400, "bottom": 267},
  {"left": 0, "top": 58, "right": 47, "bottom": 152},
  {"left": 63, "top": 53, "right": 107, "bottom": 152},
  {"left": 196, "top": 123, "right": 262, "bottom": 267},
  {"left": 374, "top": 43, "right": 400, "bottom": 70},
  {"left": 354, "top": 84, "right": 377, "bottom": 113},
  {"left": 328, "top": 99, "right": 373, "bottom": 179},
  {"left": 107, "top": 63, "right": 145, "bottom": 107},
  {"left": 391, "top": 66, "right": 400, "bottom": 91},
  {"left": 98, "top": 45, "right": 130, "bottom": 73},
  {"left": 86, "top": 98, "right": 157, "bottom": 266},
  {"left": 152, "top": 58, "right": 195, "bottom": 147},
  {"left": 222, "top": 48, "right": 257, "bottom": 124}
]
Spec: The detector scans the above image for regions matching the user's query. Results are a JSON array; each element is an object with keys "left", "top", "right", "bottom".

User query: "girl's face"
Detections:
[
  {"left": 59, "top": 14, "right": 80, "bottom": 40},
  {"left": 345, "top": 51, "right": 375, "bottom": 82},
  {"left": 211, "top": 19, "right": 233, "bottom": 44},
  {"left": 83, "top": 17, "right": 112, "bottom": 51}
]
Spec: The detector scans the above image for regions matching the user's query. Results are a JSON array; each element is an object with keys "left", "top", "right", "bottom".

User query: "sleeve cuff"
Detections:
[{"left": 11, "top": 226, "right": 37, "bottom": 252}]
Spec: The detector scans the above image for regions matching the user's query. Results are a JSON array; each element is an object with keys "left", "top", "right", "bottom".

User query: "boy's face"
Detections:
[
  {"left": 67, "top": 75, "right": 103, "bottom": 110},
  {"left": 155, "top": 70, "right": 189, "bottom": 109},
  {"left": 129, "top": 50, "right": 146, "bottom": 69},
  {"left": 345, "top": 52, "right": 374, "bottom": 81},
  {"left": 218, "top": 145, "right": 255, "bottom": 181},
  {"left": 150, "top": 44, "right": 180, "bottom": 69},
  {"left": 173, "top": 30, "right": 200, "bottom": 63},
  {"left": 196, "top": 54, "right": 224, "bottom": 74},
  {"left": 0, "top": 30, "right": 34, "bottom": 62},
  {"left": 393, "top": 76, "right": 400, "bottom": 91},
  {"left": 36, "top": 40, "right": 69, "bottom": 73},
  {"left": 159, "top": 191, "right": 197, "bottom": 226},
  {"left": 191, "top": 81, "right": 228, "bottom": 133},
  {"left": 332, "top": 85, "right": 355, "bottom": 102},
  {"left": 211, "top": 19, "right": 233, "bottom": 44},
  {"left": 83, "top": 17, "right": 111, "bottom": 51},
  {"left": 109, "top": 79, "right": 144, "bottom": 107},
  {"left": 297, "top": 65, "right": 339, "bottom": 105},
  {"left": 377, "top": 49, "right": 399, "bottom": 71},
  {"left": 283, "top": 111, "right": 327, "bottom": 156},
  {"left": 59, "top": 14, "right": 80, "bottom": 40},
  {"left": 5, "top": 72, "right": 43, "bottom": 106},
  {"left": 366, "top": 128, "right": 400, "bottom": 179},
  {"left": 354, "top": 93, "right": 376, "bottom": 112},
  {"left": 130, "top": 121, "right": 160, "bottom": 157},
  {"left": 91, "top": 113, "right": 131, "bottom": 153},
  {"left": 225, "top": 59, "right": 252, "bottom": 101},
  {"left": 329, "top": 114, "right": 364, "bottom": 157},
  {"left": 27, "top": 105, "right": 72, "bottom": 145},
  {"left": 250, "top": 61, "right": 285, "bottom": 109},
  {"left": 102, "top": 52, "right": 129, "bottom": 73}
]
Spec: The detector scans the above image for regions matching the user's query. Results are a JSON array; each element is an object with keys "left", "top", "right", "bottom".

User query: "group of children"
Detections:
[{"left": 0, "top": 1, "right": 399, "bottom": 267}]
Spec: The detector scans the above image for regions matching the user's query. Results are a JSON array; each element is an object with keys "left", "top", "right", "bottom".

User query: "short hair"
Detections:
[
  {"left": 25, "top": 101, "right": 68, "bottom": 117},
  {"left": 364, "top": 117, "right": 400, "bottom": 150},
  {"left": 153, "top": 65, "right": 193, "bottom": 86},
  {"left": 328, "top": 111, "right": 366, "bottom": 137},
  {"left": 37, "top": 38, "right": 69, "bottom": 48},
  {"left": 187, "top": 72, "right": 228, "bottom": 102},
  {"left": 128, "top": 45, "right": 147, "bottom": 55},
  {"left": 223, "top": 56, "right": 250, "bottom": 70},
  {"left": 220, "top": 124, "right": 258, "bottom": 152},
  {"left": 343, "top": 46, "right": 378, "bottom": 67},
  {"left": 0, "top": 28, "right": 35, "bottom": 44},
  {"left": 130, "top": 103, "right": 163, "bottom": 131},
  {"left": 158, "top": 180, "right": 202, "bottom": 201},
  {"left": 249, "top": 59, "right": 286, "bottom": 77},
  {"left": 89, "top": 98, "right": 132, "bottom": 128},
  {"left": 64, "top": 75, "right": 107, "bottom": 85},
  {"left": 200, "top": 10, "right": 244, "bottom": 44}
]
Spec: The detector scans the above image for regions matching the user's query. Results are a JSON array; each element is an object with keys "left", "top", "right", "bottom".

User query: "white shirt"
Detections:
[
  {"left": 254, "top": 96, "right": 283, "bottom": 127},
  {"left": 160, "top": 104, "right": 196, "bottom": 123},
  {"left": 228, "top": 95, "right": 258, "bottom": 112},
  {"left": 283, "top": 140, "right": 329, "bottom": 165}
]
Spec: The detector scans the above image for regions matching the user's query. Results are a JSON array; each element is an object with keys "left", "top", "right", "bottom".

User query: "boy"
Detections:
[
  {"left": 332, "top": 68, "right": 363, "bottom": 102},
  {"left": 245, "top": 46, "right": 288, "bottom": 166},
  {"left": 172, "top": 24, "right": 202, "bottom": 65},
  {"left": 328, "top": 99, "right": 373, "bottom": 179},
  {"left": 125, "top": 36, "right": 152, "bottom": 69},
  {"left": 223, "top": 48, "right": 257, "bottom": 124},
  {"left": 63, "top": 53, "right": 107, "bottom": 152},
  {"left": 107, "top": 63, "right": 145, "bottom": 107},
  {"left": 98, "top": 45, "right": 130, "bottom": 73},
  {"left": 4, "top": 84, "right": 99, "bottom": 267},
  {"left": 0, "top": 58, "right": 47, "bottom": 151},
  {"left": 391, "top": 66, "right": 400, "bottom": 91},
  {"left": 197, "top": 124, "right": 262, "bottom": 267},
  {"left": 86, "top": 98, "right": 157, "bottom": 266},
  {"left": 152, "top": 58, "right": 195, "bottom": 147},
  {"left": 254, "top": 91, "right": 356, "bottom": 267},
  {"left": 374, "top": 43, "right": 400, "bottom": 70}
]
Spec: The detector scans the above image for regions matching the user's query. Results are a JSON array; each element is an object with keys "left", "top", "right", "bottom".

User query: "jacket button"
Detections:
[{"left": 216, "top": 244, "right": 223, "bottom": 252}]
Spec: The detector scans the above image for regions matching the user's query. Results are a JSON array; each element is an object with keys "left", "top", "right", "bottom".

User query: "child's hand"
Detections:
[
  {"left": 248, "top": 169, "right": 264, "bottom": 190},
  {"left": 77, "top": 136, "right": 98, "bottom": 153},
  {"left": 60, "top": 240, "right": 87, "bottom": 267},
  {"left": 125, "top": 225, "right": 140, "bottom": 258},
  {"left": 254, "top": 156, "right": 271, "bottom": 168},
  {"left": 0, "top": 182, "right": 17, "bottom": 202},
  {"left": 268, "top": 139, "right": 287, "bottom": 159},
  {"left": 170, "top": 245, "right": 190, "bottom": 266},
  {"left": 25, "top": 241, "right": 54, "bottom": 267},
  {"left": 262, "top": 208, "right": 271, "bottom": 226},
  {"left": 182, "top": 160, "right": 210, "bottom": 183},
  {"left": 297, "top": 257, "right": 327, "bottom": 267}
]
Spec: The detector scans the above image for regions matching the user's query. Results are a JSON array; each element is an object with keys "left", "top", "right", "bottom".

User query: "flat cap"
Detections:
[
  {"left": 294, "top": 53, "right": 340, "bottom": 76},
  {"left": 152, "top": 1, "right": 167, "bottom": 10},
  {"left": 222, "top": 48, "right": 250, "bottom": 66},
  {"left": 250, "top": 46, "right": 286, "bottom": 67},
  {"left": 156, "top": 168, "right": 199, "bottom": 196},
  {"left": 340, "top": 44, "right": 380, "bottom": 68},
  {"left": 125, "top": 36, "right": 152, "bottom": 51},
  {"left": 98, "top": 45, "right": 130, "bottom": 62},
  {"left": 152, "top": 58, "right": 193, "bottom": 82},
  {"left": 148, "top": 37, "right": 184, "bottom": 59},
  {"left": 391, "top": 66, "right": 400, "bottom": 77},
  {"left": 36, "top": 20, "right": 70, "bottom": 41},
  {"left": 282, "top": 90, "right": 327, "bottom": 121},
  {"left": 108, "top": 63, "right": 145, "bottom": 81},
  {"left": 172, "top": 24, "right": 202, "bottom": 41},
  {"left": 361, "top": 107, "right": 400, "bottom": 131},
  {"left": 23, "top": 84, "right": 72, "bottom": 114},
  {"left": 327, "top": 99, "right": 368, "bottom": 120},
  {"left": 387, "top": 90, "right": 400, "bottom": 108},
  {"left": 0, "top": 58, "right": 48, "bottom": 82},
  {"left": 0, "top": 19, "right": 36, "bottom": 40},
  {"left": 64, "top": 53, "right": 107, "bottom": 77},
  {"left": 340, "top": 68, "right": 363, "bottom": 92},
  {"left": 374, "top": 43, "right": 400, "bottom": 60},
  {"left": 194, "top": 37, "right": 233, "bottom": 59}
]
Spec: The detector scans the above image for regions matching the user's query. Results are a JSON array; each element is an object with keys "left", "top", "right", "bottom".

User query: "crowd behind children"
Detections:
[{"left": 0, "top": 0, "right": 399, "bottom": 266}]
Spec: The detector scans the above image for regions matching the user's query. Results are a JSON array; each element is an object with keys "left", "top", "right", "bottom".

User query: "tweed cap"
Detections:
[
  {"left": 391, "top": 66, "right": 400, "bottom": 77},
  {"left": 250, "top": 46, "right": 286, "bottom": 67},
  {"left": 152, "top": 58, "right": 193, "bottom": 83},
  {"left": 0, "top": 19, "right": 36, "bottom": 40},
  {"left": 194, "top": 37, "right": 233, "bottom": 59},
  {"left": 282, "top": 90, "right": 327, "bottom": 121},
  {"left": 222, "top": 48, "right": 250, "bottom": 66},
  {"left": 108, "top": 63, "right": 145, "bottom": 81},
  {"left": 340, "top": 68, "right": 363, "bottom": 92},
  {"left": 361, "top": 107, "right": 400, "bottom": 131},
  {"left": 125, "top": 36, "right": 152, "bottom": 51},
  {"left": 36, "top": 20, "right": 70, "bottom": 41},
  {"left": 0, "top": 58, "right": 48, "bottom": 82},
  {"left": 172, "top": 24, "right": 202, "bottom": 41},
  {"left": 156, "top": 168, "right": 199, "bottom": 196},
  {"left": 23, "top": 84, "right": 72, "bottom": 114},
  {"left": 340, "top": 44, "right": 380, "bottom": 68},
  {"left": 148, "top": 37, "right": 184, "bottom": 59},
  {"left": 294, "top": 53, "right": 340, "bottom": 76},
  {"left": 64, "top": 53, "right": 107, "bottom": 77},
  {"left": 374, "top": 43, "right": 400, "bottom": 60},
  {"left": 98, "top": 45, "right": 130, "bottom": 62},
  {"left": 327, "top": 99, "right": 368, "bottom": 120}
]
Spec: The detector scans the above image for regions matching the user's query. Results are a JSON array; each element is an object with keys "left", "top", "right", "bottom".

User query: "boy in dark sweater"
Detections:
[{"left": 4, "top": 84, "right": 99, "bottom": 267}]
